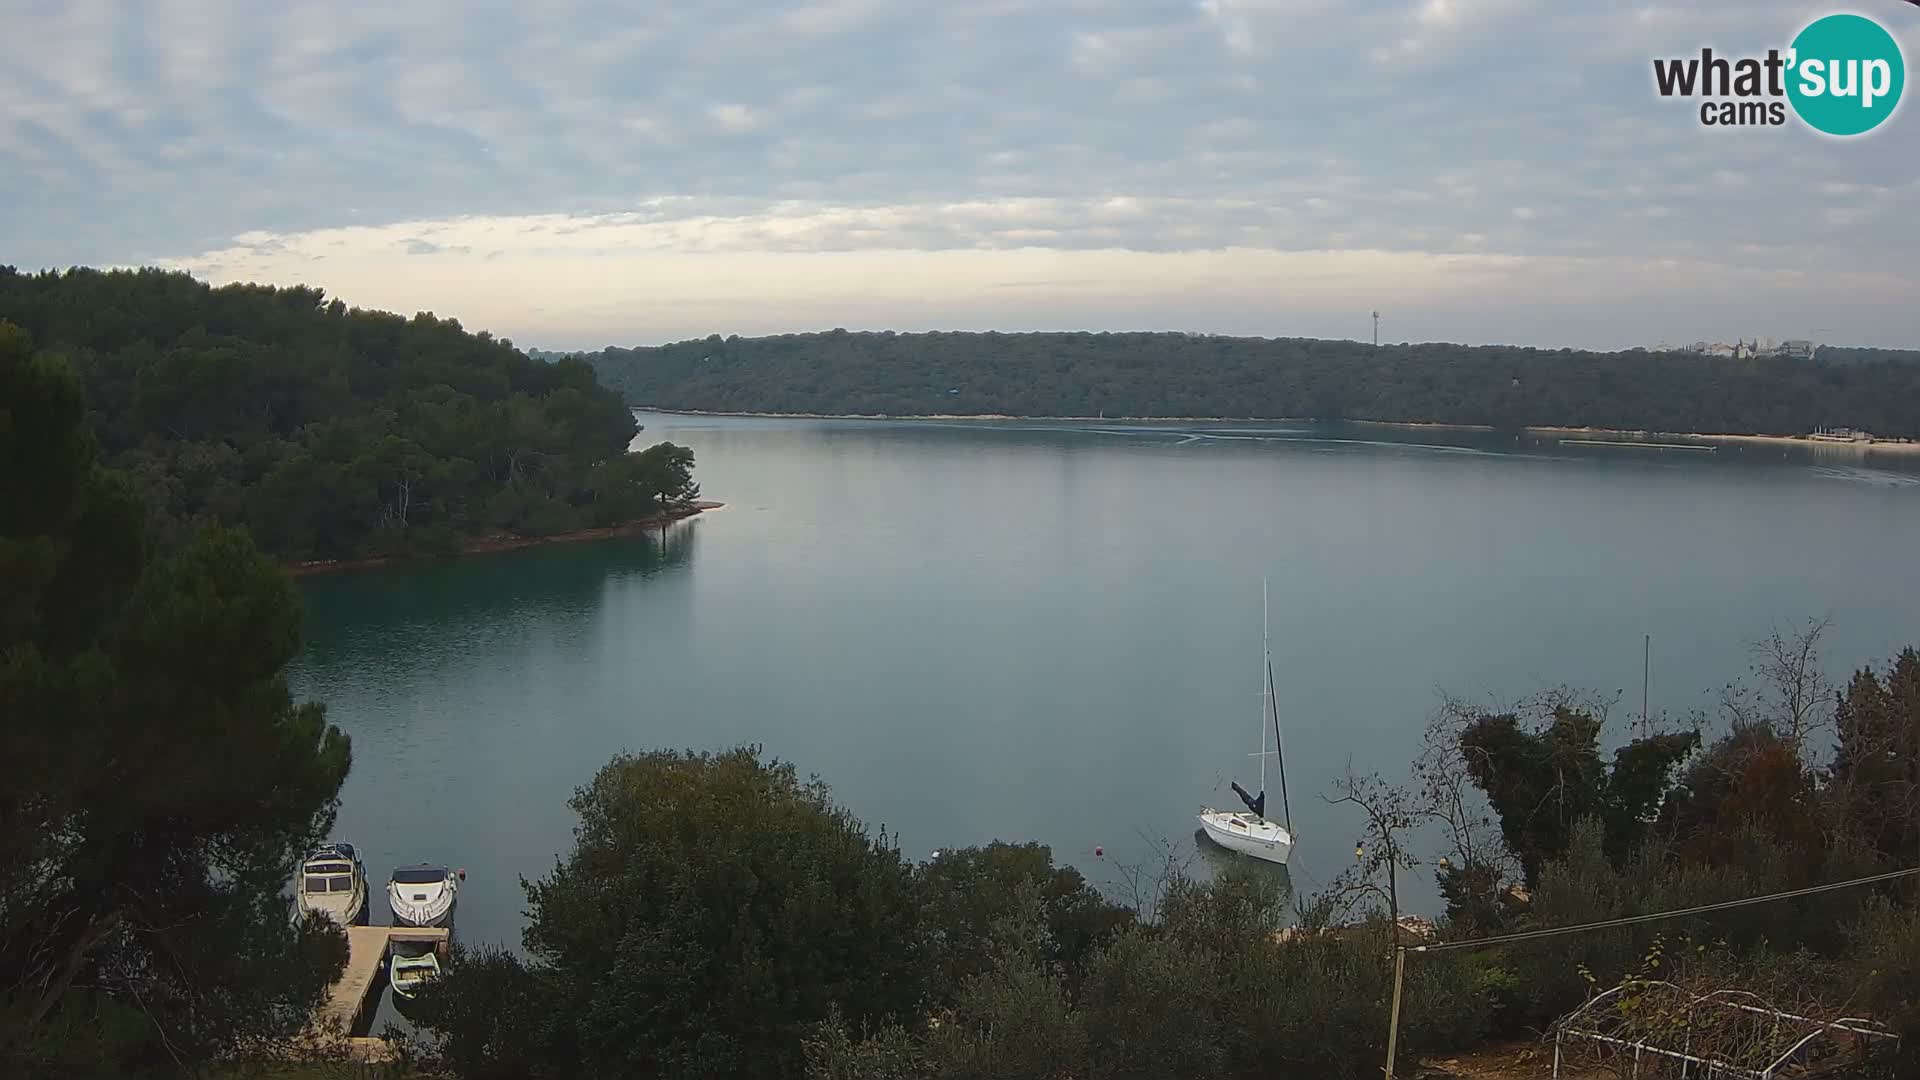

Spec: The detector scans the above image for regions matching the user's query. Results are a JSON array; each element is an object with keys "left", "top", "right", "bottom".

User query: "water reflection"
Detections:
[
  {"left": 1192, "top": 826, "right": 1294, "bottom": 900},
  {"left": 298, "top": 520, "right": 699, "bottom": 667},
  {"left": 290, "top": 413, "right": 1920, "bottom": 975}
]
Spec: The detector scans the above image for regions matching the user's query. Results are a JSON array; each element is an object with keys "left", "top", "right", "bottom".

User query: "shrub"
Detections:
[
  {"left": 916, "top": 841, "right": 1132, "bottom": 1006},
  {"left": 1077, "top": 930, "right": 1224, "bottom": 1080},
  {"left": 419, "top": 747, "right": 922, "bottom": 1079}
]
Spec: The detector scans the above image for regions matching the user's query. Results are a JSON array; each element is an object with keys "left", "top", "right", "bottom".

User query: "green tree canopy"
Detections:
[
  {"left": 913, "top": 841, "right": 1132, "bottom": 1003},
  {"left": 1830, "top": 648, "right": 1920, "bottom": 860},
  {"left": 585, "top": 441, "right": 700, "bottom": 523},
  {"left": 0, "top": 323, "right": 352, "bottom": 1076},
  {"left": 0, "top": 267, "right": 689, "bottom": 564},
  {"left": 1658, "top": 722, "right": 1821, "bottom": 866},
  {"left": 418, "top": 746, "right": 922, "bottom": 1079},
  {"left": 1458, "top": 705, "right": 1699, "bottom": 886},
  {"left": 584, "top": 330, "right": 1920, "bottom": 438}
]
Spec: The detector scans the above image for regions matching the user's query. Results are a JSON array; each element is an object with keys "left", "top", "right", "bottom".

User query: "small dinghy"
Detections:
[{"left": 388, "top": 946, "right": 443, "bottom": 1001}]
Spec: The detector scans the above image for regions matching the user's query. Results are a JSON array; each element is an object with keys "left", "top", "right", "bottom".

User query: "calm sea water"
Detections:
[{"left": 287, "top": 413, "right": 1920, "bottom": 975}]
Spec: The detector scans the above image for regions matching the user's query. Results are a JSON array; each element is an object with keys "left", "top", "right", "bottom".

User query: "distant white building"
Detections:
[{"left": 1671, "top": 337, "right": 1818, "bottom": 360}]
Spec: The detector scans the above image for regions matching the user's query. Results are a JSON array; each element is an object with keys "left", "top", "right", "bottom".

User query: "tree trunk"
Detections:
[{"left": 27, "top": 909, "right": 123, "bottom": 1029}]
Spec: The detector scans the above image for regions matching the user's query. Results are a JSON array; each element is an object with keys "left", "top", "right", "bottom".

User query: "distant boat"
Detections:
[
  {"left": 1198, "top": 580, "right": 1295, "bottom": 865},
  {"left": 296, "top": 843, "right": 368, "bottom": 926},
  {"left": 387, "top": 864, "right": 460, "bottom": 928},
  {"left": 1809, "top": 426, "right": 1871, "bottom": 443}
]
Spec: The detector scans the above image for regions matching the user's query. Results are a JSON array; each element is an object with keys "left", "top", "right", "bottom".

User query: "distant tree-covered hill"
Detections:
[
  {"left": 0, "top": 267, "right": 695, "bottom": 563},
  {"left": 586, "top": 330, "right": 1920, "bottom": 438},
  {"left": 1817, "top": 345, "right": 1920, "bottom": 366}
]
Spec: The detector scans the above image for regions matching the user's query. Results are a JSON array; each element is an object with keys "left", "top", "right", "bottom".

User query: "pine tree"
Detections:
[{"left": 1, "top": 322, "right": 353, "bottom": 1075}]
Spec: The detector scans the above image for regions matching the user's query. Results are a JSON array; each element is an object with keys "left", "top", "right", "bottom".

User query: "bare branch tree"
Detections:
[
  {"left": 1419, "top": 698, "right": 1519, "bottom": 878},
  {"left": 1100, "top": 828, "right": 1194, "bottom": 927},
  {"left": 1323, "top": 767, "right": 1423, "bottom": 950},
  {"left": 1415, "top": 699, "right": 1531, "bottom": 932},
  {"left": 1719, "top": 616, "right": 1835, "bottom": 752}
]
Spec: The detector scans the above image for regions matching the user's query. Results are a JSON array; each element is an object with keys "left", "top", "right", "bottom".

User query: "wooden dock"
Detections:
[{"left": 313, "top": 926, "right": 450, "bottom": 1037}]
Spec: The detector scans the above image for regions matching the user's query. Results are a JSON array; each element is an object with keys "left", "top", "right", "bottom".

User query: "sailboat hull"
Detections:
[{"left": 1198, "top": 809, "right": 1293, "bottom": 865}]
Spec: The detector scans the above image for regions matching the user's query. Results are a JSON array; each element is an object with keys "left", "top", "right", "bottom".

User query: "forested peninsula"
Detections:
[
  {"left": 584, "top": 331, "right": 1920, "bottom": 439},
  {"left": 0, "top": 267, "right": 698, "bottom": 567}
]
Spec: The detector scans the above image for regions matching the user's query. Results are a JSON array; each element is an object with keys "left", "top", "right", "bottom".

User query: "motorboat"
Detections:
[
  {"left": 1198, "top": 580, "right": 1296, "bottom": 865},
  {"left": 295, "top": 843, "right": 368, "bottom": 925},
  {"left": 387, "top": 863, "right": 460, "bottom": 928}
]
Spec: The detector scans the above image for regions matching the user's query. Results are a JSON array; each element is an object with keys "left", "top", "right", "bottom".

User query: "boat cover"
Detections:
[{"left": 1231, "top": 781, "right": 1266, "bottom": 819}]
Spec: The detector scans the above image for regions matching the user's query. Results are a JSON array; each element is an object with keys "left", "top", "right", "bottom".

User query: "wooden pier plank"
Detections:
[{"left": 313, "top": 925, "right": 450, "bottom": 1037}]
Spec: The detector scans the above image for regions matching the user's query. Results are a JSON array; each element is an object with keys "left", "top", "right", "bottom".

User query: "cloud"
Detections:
[
  {"left": 707, "top": 104, "right": 762, "bottom": 133},
  {"left": 2, "top": 0, "right": 1916, "bottom": 347},
  {"left": 404, "top": 238, "right": 470, "bottom": 256},
  {"left": 158, "top": 201, "right": 1916, "bottom": 351}
]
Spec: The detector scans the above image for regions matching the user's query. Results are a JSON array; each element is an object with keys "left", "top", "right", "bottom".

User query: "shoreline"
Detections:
[
  {"left": 637, "top": 406, "right": 1502, "bottom": 428},
  {"left": 287, "top": 502, "right": 722, "bottom": 578},
  {"left": 635, "top": 407, "right": 1920, "bottom": 454},
  {"left": 1528, "top": 425, "right": 1920, "bottom": 455}
]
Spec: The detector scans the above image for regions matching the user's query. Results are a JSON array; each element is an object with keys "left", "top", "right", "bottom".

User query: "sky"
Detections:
[{"left": 2, "top": 0, "right": 1918, "bottom": 351}]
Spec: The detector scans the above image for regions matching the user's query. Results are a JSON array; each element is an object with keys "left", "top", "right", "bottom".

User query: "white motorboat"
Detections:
[
  {"left": 295, "top": 843, "right": 368, "bottom": 926},
  {"left": 387, "top": 863, "right": 460, "bottom": 928},
  {"left": 1198, "top": 580, "right": 1295, "bottom": 865}
]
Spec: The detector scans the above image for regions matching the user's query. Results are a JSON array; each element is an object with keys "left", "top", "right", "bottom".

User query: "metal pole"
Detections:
[
  {"left": 1385, "top": 945, "right": 1407, "bottom": 1079},
  {"left": 1260, "top": 578, "right": 1269, "bottom": 797}
]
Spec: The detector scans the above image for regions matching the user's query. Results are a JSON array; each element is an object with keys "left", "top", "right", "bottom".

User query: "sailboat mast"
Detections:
[
  {"left": 1259, "top": 580, "right": 1269, "bottom": 797},
  {"left": 1265, "top": 579, "right": 1293, "bottom": 834}
]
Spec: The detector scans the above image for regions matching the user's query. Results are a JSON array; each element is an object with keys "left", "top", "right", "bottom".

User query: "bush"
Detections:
[
  {"left": 802, "top": 1005, "right": 928, "bottom": 1080},
  {"left": 931, "top": 942, "right": 1084, "bottom": 1079},
  {"left": 915, "top": 841, "right": 1132, "bottom": 1006},
  {"left": 407, "top": 946, "right": 572, "bottom": 1080},
  {"left": 1846, "top": 896, "right": 1920, "bottom": 1074},
  {"left": 1077, "top": 930, "right": 1223, "bottom": 1080},
  {"left": 805, "top": 861, "right": 1472, "bottom": 1080},
  {"left": 419, "top": 747, "right": 922, "bottom": 1079},
  {"left": 1402, "top": 951, "right": 1504, "bottom": 1054}
]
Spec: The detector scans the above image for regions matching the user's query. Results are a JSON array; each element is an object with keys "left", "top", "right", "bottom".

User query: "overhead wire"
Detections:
[{"left": 1409, "top": 865, "right": 1920, "bottom": 954}]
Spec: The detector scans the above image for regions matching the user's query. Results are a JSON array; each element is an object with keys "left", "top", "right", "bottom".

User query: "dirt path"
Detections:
[{"left": 1416, "top": 1039, "right": 1608, "bottom": 1080}]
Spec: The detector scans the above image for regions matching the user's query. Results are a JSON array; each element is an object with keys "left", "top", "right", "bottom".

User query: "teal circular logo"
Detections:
[{"left": 1786, "top": 13, "right": 1905, "bottom": 136}]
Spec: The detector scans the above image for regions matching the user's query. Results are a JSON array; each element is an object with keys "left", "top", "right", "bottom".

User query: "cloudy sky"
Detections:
[{"left": 3, "top": 0, "right": 1917, "bottom": 350}]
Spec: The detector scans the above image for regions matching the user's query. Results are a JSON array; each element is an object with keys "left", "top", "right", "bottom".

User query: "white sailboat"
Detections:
[{"left": 1198, "top": 579, "right": 1295, "bottom": 865}]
